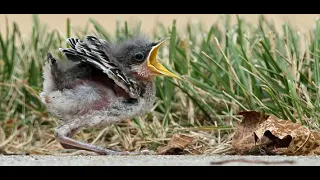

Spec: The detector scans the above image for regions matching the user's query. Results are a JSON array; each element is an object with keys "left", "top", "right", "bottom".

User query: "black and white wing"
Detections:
[{"left": 59, "top": 35, "right": 140, "bottom": 98}]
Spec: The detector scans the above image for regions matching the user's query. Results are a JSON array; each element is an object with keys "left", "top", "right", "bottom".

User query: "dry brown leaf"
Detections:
[
  {"left": 157, "top": 134, "right": 195, "bottom": 155},
  {"left": 254, "top": 115, "right": 320, "bottom": 155},
  {"left": 232, "top": 111, "right": 269, "bottom": 154},
  {"left": 232, "top": 111, "right": 320, "bottom": 155}
]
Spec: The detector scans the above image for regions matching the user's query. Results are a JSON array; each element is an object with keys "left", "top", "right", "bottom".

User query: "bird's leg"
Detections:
[
  {"left": 58, "top": 128, "right": 83, "bottom": 150},
  {"left": 54, "top": 122, "right": 143, "bottom": 155}
]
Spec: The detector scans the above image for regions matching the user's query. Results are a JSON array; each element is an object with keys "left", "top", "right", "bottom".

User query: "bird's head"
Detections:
[{"left": 115, "top": 35, "right": 180, "bottom": 80}]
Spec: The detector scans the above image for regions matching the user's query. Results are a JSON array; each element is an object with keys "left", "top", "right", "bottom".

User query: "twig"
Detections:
[
  {"left": 0, "top": 148, "right": 5, "bottom": 154},
  {"left": 211, "top": 158, "right": 295, "bottom": 165},
  {"left": 0, "top": 148, "right": 29, "bottom": 155},
  {"left": 0, "top": 127, "right": 24, "bottom": 148}
]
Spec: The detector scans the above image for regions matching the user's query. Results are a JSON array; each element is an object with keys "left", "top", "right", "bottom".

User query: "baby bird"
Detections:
[{"left": 40, "top": 34, "right": 179, "bottom": 155}]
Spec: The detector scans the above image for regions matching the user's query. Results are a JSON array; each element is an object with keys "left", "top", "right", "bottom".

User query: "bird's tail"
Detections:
[{"left": 39, "top": 53, "right": 61, "bottom": 101}]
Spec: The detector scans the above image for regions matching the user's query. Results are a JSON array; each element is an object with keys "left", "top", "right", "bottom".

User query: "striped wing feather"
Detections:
[{"left": 59, "top": 35, "right": 139, "bottom": 98}]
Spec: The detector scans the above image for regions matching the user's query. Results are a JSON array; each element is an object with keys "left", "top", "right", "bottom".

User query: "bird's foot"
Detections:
[
  {"left": 117, "top": 149, "right": 156, "bottom": 156},
  {"left": 71, "top": 146, "right": 155, "bottom": 156},
  {"left": 56, "top": 129, "right": 155, "bottom": 156}
]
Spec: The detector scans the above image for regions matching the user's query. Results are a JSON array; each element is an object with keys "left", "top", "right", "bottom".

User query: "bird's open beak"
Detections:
[{"left": 147, "top": 38, "right": 180, "bottom": 79}]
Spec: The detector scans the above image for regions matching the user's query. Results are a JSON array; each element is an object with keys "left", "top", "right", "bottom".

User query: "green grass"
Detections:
[{"left": 0, "top": 14, "right": 320, "bottom": 154}]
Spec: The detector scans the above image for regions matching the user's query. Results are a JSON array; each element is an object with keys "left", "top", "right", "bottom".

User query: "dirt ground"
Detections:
[{"left": 1, "top": 14, "right": 320, "bottom": 35}]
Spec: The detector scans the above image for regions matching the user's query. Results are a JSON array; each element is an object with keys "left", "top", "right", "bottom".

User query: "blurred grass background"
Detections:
[
  {"left": 2, "top": 14, "right": 320, "bottom": 36},
  {"left": 0, "top": 14, "right": 320, "bottom": 155}
]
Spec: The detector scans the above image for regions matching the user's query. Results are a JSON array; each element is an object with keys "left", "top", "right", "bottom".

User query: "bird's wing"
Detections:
[{"left": 59, "top": 35, "right": 140, "bottom": 98}]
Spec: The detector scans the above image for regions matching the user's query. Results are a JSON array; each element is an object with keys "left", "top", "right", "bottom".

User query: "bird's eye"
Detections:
[{"left": 134, "top": 52, "right": 144, "bottom": 61}]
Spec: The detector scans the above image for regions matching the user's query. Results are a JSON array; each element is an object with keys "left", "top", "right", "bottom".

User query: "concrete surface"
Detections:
[{"left": 0, "top": 155, "right": 319, "bottom": 166}]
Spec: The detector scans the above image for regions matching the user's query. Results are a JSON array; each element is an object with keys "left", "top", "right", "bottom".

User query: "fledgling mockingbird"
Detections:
[{"left": 40, "top": 34, "right": 179, "bottom": 155}]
